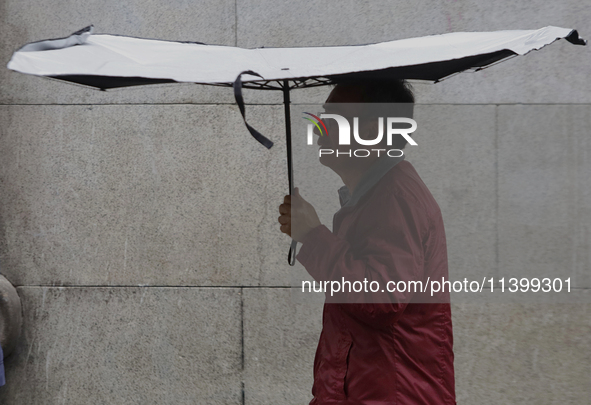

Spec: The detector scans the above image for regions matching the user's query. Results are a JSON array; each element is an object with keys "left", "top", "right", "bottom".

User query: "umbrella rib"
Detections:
[{"left": 433, "top": 52, "right": 519, "bottom": 83}]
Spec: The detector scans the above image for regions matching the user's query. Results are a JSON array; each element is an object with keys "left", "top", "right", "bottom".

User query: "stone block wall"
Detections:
[{"left": 1, "top": 1, "right": 589, "bottom": 403}]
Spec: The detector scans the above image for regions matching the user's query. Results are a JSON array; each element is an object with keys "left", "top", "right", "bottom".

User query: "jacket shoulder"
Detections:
[{"left": 382, "top": 161, "right": 440, "bottom": 215}]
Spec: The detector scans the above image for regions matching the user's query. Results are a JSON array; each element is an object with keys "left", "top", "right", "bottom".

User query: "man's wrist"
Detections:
[
  {"left": 295, "top": 224, "right": 334, "bottom": 273},
  {"left": 298, "top": 224, "right": 322, "bottom": 245}
]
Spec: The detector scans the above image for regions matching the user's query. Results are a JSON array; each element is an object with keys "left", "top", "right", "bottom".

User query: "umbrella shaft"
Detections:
[
  {"left": 283, "top": 80, "right": 294, "bottom": 195},
  {"left": 283, "top": 80, "right": 298, "bottom": 265}
]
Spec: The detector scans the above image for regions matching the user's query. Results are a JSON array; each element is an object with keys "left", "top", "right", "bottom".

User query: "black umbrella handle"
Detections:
[{"left": 288, "top": 240, "right": 297, "bottom": 266}]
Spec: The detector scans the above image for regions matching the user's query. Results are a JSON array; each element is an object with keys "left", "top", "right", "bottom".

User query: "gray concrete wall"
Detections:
[{"left": 1, "top": 1, "right": 590, "bottom": 404}]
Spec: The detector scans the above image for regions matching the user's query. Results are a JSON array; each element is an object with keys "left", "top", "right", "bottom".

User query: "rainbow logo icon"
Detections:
[{"left": 303, "top": 112, "right": 329, "bottom": 136}]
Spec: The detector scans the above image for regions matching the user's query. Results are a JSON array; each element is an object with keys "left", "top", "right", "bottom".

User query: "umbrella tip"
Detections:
[
  {"left": 565, "top": 29, "right": 587, "bottom": 46},
  {"left": 72, "top": 25, "right": 95, "bottom": 36}
]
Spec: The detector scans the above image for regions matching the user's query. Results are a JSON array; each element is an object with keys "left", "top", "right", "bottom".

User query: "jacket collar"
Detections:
[{"left": 338, "top": 154, "right": 405, "bottom": 208}]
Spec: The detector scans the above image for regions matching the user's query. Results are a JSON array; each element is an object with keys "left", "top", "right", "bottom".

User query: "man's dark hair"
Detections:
[
  {"left": 329, "top": 76, "right": 415, "bottom": 104},
  {"left": 328, "top": 76, "right": 415, "bottom": 149}
]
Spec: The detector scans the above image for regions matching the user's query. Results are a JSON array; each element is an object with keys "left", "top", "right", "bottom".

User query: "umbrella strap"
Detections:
[{"left": 233, "top": 71, "right": 274, "bottom": 149}]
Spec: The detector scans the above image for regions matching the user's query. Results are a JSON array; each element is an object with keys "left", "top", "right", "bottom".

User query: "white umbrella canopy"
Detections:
[
  {"left": 7, "top": 25, "right": 586, "bottom": 89},
  {"left": 6, "top": 24, "right": 586, "bottom": 149},
  {"left": 6, "top": 25, "right": 586, "bottom": 263}
]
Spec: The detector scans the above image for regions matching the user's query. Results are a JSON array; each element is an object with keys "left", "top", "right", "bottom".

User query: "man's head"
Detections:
[{"left": 316, "top": 77, "right": 415, "bottom": 173}]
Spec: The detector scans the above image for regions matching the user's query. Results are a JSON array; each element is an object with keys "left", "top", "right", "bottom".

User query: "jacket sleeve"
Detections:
[{"left": 296, "top": 189, "right": 428, "bottom": 330}]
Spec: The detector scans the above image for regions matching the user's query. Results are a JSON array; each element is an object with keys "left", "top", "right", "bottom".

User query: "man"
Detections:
[{"left": 278, "top": 78, "right": 456, "bottom": 404}]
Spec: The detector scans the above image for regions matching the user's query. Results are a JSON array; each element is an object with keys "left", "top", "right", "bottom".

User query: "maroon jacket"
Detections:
[{"left": 297, "top": 160, "right": 456, "bottom": 404}]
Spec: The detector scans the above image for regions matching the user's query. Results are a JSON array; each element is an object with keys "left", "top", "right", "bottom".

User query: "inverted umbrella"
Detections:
[{"left": 7, "top": 25, "right": 586, "bottom": 264}]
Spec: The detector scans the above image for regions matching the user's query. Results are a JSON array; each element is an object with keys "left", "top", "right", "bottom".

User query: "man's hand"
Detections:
[{"left": 278, "top": 187, "right": 322, "bottom": 243}]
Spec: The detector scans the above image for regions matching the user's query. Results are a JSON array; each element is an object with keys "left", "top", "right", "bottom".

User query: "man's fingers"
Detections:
[
  {"left": 278, "top": 215, "right": 290, "bottom": 225},
  {"left": 279, "top": 223, "right": 291, "bottom": 236},
  {"left": 279, "top": 203, "right": 291, "bottom": 215},
  {"left": 283, "top": 195, "right": 291, "bottom": 204}
]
